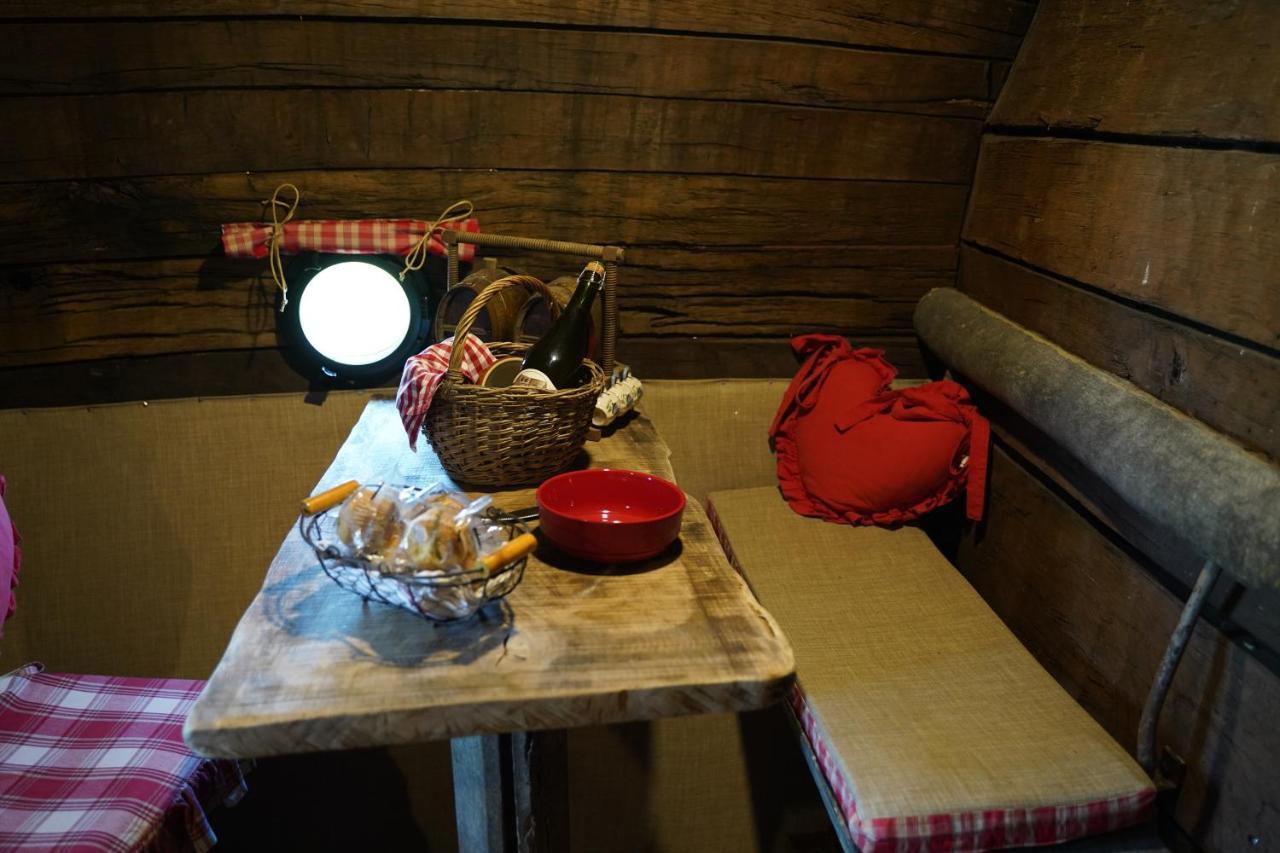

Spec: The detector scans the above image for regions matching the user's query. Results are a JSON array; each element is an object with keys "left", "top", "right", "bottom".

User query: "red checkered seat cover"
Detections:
[{"left": 0, "top": 665, "right": 246, "bottom": 852}]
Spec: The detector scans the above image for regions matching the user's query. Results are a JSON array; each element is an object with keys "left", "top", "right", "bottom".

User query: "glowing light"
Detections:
[{"left": 298, "top": 261, "right": 412, "bottom": 366}]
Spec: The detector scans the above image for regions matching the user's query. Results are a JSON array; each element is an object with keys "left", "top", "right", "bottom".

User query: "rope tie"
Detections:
[
  {"left": 265, "top": 183, "right": 301, "bottom": 311},
  {"left": 401, "top": 199, "right": 474, "bottom": 281}
]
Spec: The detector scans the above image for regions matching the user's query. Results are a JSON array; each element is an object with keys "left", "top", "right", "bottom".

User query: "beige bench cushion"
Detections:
[
  {"left": 0, "top": 391, "right": 378, "bottom": 677},
  {"left": 638, "top": 379, "right": 788, "bottom": 503},
  {"left": 707, "top": 486, "right": 1153, "bottom": 851}
]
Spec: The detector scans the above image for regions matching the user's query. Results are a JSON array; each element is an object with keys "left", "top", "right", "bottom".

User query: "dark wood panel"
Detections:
[
  {"left": 0, "top": 335, "right": 923, "bottom": 407},
  {"left": 0, "top": 248, "right": 945, "bottom": 366},
  {"left": 621, "top": 295, "right": 911, "bottom": 337},
  {"left": 988, "top": 61, "right": 1011, "bottom": 100},
  {"left": 991, "top": 0, "right": 1280, "bottom": 141},
  {"left": 958, "top": 246, "right": 1280, "bottom": 460},
  {"left": 0, "top": 170, "right": 969, "bottom": 265},
  {"left": 965, "top": 136, "right": 1280, "bottom": 350},
  {"left": 0, "top": 90, "right": 979, "bottom": 183},
  {"left": 621, "top": 335, "right": 924, "bottom": 379},
  {"left": 624, "top": 245, "right": 954, "bottom": 298},
  {"left": 958, "top": 445, "right": 1280, "bottom": 853},
  {"left": 0, "top": 1, "right": 1032, "bottom": 58},
  {"left": 0, "top": 21, "right": 993, "bottom": 118},
  {"left": 0, "top": 257, "right": 277, "bottom": 365}
]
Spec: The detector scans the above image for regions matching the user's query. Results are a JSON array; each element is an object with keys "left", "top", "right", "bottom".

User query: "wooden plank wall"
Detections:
[
  {"left": 952, "top": 3, "right": 1280, "bottom": 851},
  {"left": 0, "top": 2, "right": 1032, "bottom": 405}
]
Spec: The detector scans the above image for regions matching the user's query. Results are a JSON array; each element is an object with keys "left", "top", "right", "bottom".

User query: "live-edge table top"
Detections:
[{"left": 184, "top": 399, "right": 794, "bottom": 758}]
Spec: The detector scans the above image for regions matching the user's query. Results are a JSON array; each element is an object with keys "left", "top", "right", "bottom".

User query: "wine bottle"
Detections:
[{"left": 512, "top": 261, "right": 605, "bottom": 390}]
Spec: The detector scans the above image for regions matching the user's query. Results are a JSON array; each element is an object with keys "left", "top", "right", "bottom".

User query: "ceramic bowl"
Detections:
[{"left": 536, "top": 469, "right": 685, "bottom": 563}]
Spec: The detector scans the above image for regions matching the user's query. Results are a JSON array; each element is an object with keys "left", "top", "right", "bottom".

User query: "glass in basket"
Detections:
[{"left": 299, "top": 483, "right": 529, "bottom": 621}]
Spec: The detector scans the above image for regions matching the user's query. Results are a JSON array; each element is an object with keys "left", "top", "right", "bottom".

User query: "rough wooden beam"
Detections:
[
  {"left": 0, "top": 90, "right": 979, "bottom": 183},
  {"left": 0, "top": 1, "right": 1033, "bottom": 59},
  {"left": 915, "top": 287, "right": 1280, "bottom": 590},
  {"left": 0, "top": 21, "right": 994, "bottom": 118}
]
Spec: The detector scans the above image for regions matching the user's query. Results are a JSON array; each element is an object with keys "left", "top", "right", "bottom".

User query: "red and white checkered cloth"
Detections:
[
  {"left": 0, "top": 664, "right": 248, "bottom": 853},
  {"left": 220, "top": 217, "right": 479, "bottom": 262},
  {"left": 396, "top": 335, "right": 498, "bottom": 451},
  {"left": 783, "top": 684, "right": 1153, "bottom": 852}
]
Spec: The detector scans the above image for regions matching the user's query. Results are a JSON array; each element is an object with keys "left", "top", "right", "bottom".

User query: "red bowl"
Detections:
[{"left": 536, "top": 469, "right": 686, "bottom": 563}]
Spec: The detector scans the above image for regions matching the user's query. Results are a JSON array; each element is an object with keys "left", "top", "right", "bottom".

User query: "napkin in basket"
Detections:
[{"left": 396, "top": 335, "right": 497, "bottom": 450}]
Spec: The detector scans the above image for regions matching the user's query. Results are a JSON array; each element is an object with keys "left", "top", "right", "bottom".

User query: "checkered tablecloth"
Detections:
[
  {"left": 0, "top": 664, "right": 247, "bottom": 852},
  {"left": 221, "top": 216, "right": 480, "bottom": 262},
  {"left": 396, "top": 334, "right": 498, "bottom": 450}
]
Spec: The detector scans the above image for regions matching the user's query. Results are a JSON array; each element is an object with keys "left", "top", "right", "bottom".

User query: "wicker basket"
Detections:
[{"left": 424, "top": 275, "right": 606, "bottom": 487}]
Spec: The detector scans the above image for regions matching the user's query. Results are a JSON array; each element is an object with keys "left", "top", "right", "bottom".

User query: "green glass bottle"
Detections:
[{"left": 512, "top": 261, "right": 605, "bottom": 390}]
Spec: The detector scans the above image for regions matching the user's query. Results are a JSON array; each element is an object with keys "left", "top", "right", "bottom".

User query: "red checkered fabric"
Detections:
[
  {"left": 220, "top": 217, "right": 479, "bottom": 262},
  {"left": 0, "top": 664, "right": 248, "bottom": 853},
  {"left": 784, "top": 685, "right": 1153, "bottom": 852},
  {"left": 704, "top": 499, "right": 1155, "bottom": 853},
  {"left": 395, "top": 335, "right": 497, "bottom": 451}
]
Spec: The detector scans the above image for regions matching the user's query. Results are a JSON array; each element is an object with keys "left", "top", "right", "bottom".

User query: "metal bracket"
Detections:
[{"left": 1137, "top": 559, "right": 1222, "bottom": 773}]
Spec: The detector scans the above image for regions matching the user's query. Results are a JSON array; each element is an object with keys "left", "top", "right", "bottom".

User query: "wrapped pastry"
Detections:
[
  {"left": 399, "top": 487, "right": 465, "bottom": 522},
  {"left": 336, "top": 483, "right": 403, "bottom": 555},
  {"left": 401, "top": 507, "right": 474, "bottom": 572},
  {"left": 335, "top": 487, "right": 374, "bottom": 545},
  {"left": 386, "top": 492, "right": 502, "bottom": 574}
]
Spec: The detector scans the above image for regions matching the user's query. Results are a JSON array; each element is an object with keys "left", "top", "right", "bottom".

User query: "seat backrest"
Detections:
[
  {"left": 638, "top": 379, "right": 788, "bottom": 503},
  {"left": 915, "top": 287, "right": 1280, "bottom": 593},
  {"left": 0, "top": 391, "right": 377, "bottom": 677}
]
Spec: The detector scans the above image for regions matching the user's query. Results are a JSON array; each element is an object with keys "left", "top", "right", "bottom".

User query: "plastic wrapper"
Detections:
[
  {"left": 312, "top": 483, "right": 525, "bottom": 620},
  {"left": 335, "top": 483, "right": 510, "bottom": 573}
]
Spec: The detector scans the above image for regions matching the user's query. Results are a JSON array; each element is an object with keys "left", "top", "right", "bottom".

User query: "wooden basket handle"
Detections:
[
  {"left": 447, "top": 274, "right": 560, "bottom": 374},
  {"left": 442, "top": 230, "right": 621, "bottom": 375}
]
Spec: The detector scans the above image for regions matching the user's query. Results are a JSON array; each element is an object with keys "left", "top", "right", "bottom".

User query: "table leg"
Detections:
[
  {"left": 511, "top": 729, "right": 569, "bottom": 853},
  {"left": 451, "top": 734, "right": 511, "bottom": 853}
]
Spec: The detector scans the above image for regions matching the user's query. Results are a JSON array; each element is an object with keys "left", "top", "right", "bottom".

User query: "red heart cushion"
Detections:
[
  {"left": 772, "top": 337, "right": 988, "bottom": 527},
  {"left": 771, "top": 336, "right": 897, "bottom": 518},
  {"left": 795, "top": 387, "right": 972, "bottom": 525}
]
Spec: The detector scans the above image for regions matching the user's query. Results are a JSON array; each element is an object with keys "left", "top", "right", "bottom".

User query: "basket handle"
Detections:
[
  {"left": 443, "top": 230, "right": 621, "bottom": 376},
  {"left": 447, "top": 274, "right": 560, "bottom": 375}
]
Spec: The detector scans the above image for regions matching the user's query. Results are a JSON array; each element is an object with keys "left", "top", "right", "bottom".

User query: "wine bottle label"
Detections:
[{"left": 512, "top": 368, "right": 556, "bottom": 391}]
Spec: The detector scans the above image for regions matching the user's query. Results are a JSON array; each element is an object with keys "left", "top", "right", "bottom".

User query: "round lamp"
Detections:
[{"left": 278, "top": 253, "right": 431, "bottom": 382}]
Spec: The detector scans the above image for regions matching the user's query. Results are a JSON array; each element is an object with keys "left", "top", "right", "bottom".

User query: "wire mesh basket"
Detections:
[{"left": 298, "top": 487, "right": 530, "bottom": 622}]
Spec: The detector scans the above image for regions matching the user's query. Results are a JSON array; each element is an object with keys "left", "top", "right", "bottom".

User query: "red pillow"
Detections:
[
  {"left": 771, "top": 336, "right": 988, "bottom": 527},
  {"left": 771, "top": 335, "right": 895, "bottom": 487},
  {"left": 0, "top": 475, "right": 19, "bottom": 635}
]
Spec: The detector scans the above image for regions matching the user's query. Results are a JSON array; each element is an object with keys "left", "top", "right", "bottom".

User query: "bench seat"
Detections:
[
  {"left": 0, "top": 665, "right": 247, "bottom": 852},
  {"left": 706, "top": 487, "right": 1154, "bottom": 852}
]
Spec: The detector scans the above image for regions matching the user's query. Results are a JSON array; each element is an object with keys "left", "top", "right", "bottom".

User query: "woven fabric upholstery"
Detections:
[
  {"left": 0, "top": 391, "right": 378, "bottom": 676},
  {"left": 707, "top": 486, "right": 1154, "bottom": 852},
  {"left": 0, "top": 664, "right": 247, "bottom": 852},
  {"left": 639, "top": 380, "right": 787, "bottom": 503}
]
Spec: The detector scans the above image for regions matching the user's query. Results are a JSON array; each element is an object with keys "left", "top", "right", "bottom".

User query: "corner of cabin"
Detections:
[{"left": 0, "top": 2, "right": 1275, "bottom": 851}]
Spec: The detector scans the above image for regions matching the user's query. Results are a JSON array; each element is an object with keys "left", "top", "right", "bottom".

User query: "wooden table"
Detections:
[{"left": 184, "top": 398, "right": 794, "bottom": 850}]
